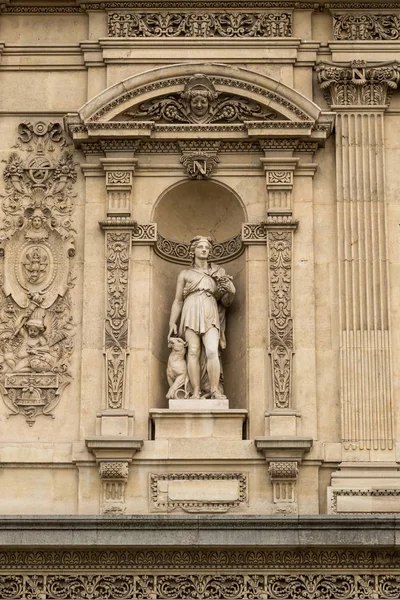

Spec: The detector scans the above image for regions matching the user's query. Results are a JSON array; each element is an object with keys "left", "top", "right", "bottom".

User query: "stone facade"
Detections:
[{"left": 1, "top": 0, "right": 400, "bottom": 596}]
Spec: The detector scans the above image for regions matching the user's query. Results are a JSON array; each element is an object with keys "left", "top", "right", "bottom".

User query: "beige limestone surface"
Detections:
[{"left": 0, "top": 0, "right": 399, "bottom": 518}]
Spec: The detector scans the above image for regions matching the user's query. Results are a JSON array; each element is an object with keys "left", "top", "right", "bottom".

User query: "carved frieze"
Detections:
[
  {"left": 3, "top": 545, "right": 400, "bottom": 569},
  {"left": 1, "top": 571, "right": 399, "bottom": 599},
  {"left": 0, "top": 122, "right": 75, "bottom": 425},
  {"left": 316, "top": 60, "right": 400, "bottom": 106},
  {"left": 333, "top": 13, "right": 400, "bottom": 40},
  {"left": 108, "top": 11, "right": 292, "bottom": 38}
]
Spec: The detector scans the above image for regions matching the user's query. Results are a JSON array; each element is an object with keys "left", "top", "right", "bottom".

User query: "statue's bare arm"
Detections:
[{"left": 168, "top": 270, "right": 185, "bottom": 339}]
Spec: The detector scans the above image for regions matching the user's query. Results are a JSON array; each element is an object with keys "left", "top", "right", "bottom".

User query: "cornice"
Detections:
[{"left": 2, "top": 1, "right": 400, "bottom": 13}]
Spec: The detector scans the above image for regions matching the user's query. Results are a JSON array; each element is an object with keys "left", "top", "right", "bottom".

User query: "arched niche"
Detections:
[{"left": 151, "top": 179, "right": 247, "bottom": 410}]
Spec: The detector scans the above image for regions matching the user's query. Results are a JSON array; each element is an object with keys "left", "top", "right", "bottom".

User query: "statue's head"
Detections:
[{"left": 189, "top": 236, "right": 213, "bottom": 264}]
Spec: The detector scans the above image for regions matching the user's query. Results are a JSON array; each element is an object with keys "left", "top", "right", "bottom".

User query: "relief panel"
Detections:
[{"left": 0, "top": 122, "right": 75, "bottom": 425}]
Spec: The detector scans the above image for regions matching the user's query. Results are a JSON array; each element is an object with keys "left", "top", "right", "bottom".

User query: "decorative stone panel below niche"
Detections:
[
  {"left": 150, "top": 472, "right": 247, "bottom": 513},
  {"left": 150, "top": 408, "right": 247, "bottom": 440}
]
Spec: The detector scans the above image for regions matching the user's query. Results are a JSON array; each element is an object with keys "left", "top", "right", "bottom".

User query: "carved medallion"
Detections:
[{"left": 0, "top": 122, "right": 75, "bottom": 425}]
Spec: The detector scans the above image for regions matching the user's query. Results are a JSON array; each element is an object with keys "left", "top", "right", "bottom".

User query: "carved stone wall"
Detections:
[{"left": 1, "top": 0, "right": 400, "bottom": 528}]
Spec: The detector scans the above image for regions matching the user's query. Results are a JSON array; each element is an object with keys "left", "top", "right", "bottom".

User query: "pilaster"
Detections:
[
  {"left": 317, "top": 60, "right": 399, "bottom": 456},
  {"left": 317, "top": 59, "right": 400, "bottom": 511}
]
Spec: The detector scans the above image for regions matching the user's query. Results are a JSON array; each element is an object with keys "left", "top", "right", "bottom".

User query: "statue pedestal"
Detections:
[
  {"left": 150, "top": 407, "right": 247, "bottom": 440},
  {"left": 168, "top": 398, "right": 229, "bottom": 410}
]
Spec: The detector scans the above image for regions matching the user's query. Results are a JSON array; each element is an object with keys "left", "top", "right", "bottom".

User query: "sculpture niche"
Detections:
[{"left": 167, "top": 236, "right": 235, "bottom": 402}]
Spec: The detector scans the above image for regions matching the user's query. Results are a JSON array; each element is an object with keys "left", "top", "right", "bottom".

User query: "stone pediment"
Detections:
[{"left": 66, "top": 63, "right": 334, "bottom": 143}]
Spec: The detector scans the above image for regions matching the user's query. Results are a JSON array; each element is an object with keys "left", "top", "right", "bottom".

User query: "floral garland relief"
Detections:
[{"left": 0, "top": 122, "right": 76, "bottom": 425}]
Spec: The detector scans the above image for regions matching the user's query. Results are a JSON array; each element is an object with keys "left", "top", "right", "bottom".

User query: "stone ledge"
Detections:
[{"left": 0, "top": 515, "right": 399, "bottom": 547}]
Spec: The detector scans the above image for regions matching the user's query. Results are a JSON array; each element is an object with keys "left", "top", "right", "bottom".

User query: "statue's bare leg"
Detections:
[
  {"left": 202, "top": 327, "right": 225, "bottom": 399},
  {"left": 184, "top": 328, "right": 201, "bottom": 398}
]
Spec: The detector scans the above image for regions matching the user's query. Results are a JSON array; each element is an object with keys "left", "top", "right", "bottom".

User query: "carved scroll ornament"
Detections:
[
  {"left": 104, "top": 231, "right": 132, "bottom": 409},
  {"left": 155, "top": 233, "right": 243, "bottom": 265},
  {"left": 334, "top": 13, "right": 400, "bottom": 40},
  {"left": 124, "top": 73, "right": 278, "bottom": 125},
  {"left": 108, "top": 11, "right": 292, "bottom": 38},
  {"left": 268, "top": 230, "right": 294, "bottom": 409},
  {"left": 0, "top": 122, "right": 75, "bottom": 425}
]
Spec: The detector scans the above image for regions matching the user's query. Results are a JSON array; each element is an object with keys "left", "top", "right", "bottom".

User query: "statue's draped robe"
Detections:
[{"left": 178, "top": 264, "right": 232, "bottom": 395}]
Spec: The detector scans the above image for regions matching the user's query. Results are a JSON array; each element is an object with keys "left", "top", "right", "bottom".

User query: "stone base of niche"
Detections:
[
  {"left": 328, "top": 462, "right": 400, "bottom": 514},
  {"left": 149, "top": 408, "right": 247, "bottom": 440}
]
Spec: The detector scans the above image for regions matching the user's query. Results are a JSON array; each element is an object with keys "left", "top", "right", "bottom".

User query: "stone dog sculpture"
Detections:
[
  {"left": 166, "top": 337, "right": 188, "bottom": 399},
  {"left": 167, "top": 236, "right": 235, "bottom": 400}
]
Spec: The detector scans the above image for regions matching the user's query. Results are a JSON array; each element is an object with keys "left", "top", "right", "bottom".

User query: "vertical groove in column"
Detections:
[{"left": 336, "top": 111, "right": 393, "bottom": 451}]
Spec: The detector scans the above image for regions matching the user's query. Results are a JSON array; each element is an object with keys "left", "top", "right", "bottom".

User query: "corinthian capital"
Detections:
[{"left": 316, "top": 60, "right": 400, "bottom": 107}]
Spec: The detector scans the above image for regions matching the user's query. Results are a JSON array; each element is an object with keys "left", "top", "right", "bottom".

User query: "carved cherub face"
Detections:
[
  {"left": 190, "top": 92, "right": 210, "bottom": 119},
  {"left": 27, "top": 325, "right": 41, "bottom": 338},
  {"left": 31, "top": 215, "right": 43, "bottom": 229}
]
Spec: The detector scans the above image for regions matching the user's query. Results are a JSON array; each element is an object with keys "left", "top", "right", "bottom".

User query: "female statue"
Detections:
[{"left": 167, "top": 236, "right": 235, "bottom": 400}]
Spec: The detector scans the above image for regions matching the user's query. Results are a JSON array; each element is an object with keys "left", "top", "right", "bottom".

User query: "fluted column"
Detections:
[{"left": 317, "top": 61, "right": 399, "bottom": 452}]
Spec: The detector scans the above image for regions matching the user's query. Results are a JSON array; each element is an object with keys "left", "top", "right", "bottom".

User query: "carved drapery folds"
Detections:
[
  {"left": 108, "top": 11, "right": 292, "bottom": 38},
  {"left": 0, "top": 122, "right": 75, "bottom": 425},
  {"left": 333, "top": 13, "right": 400, "bottom": 40},
  {"left": 317, "top": 61, "right": 398, "bottom": 451}
]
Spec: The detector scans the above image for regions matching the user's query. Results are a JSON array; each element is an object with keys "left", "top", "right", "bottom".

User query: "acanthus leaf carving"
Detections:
[
  {"left": 123, "top": 73, "right": 279, "bottom": 125},
  {"left": 108, "top": 11, "right": 292, "bottom": 38},
  {"left": 316, "top": 60, "right": 400, "bottom": 106},
  {"left": 180, "top": 153, "right": 219, "bottom": 179},
  {"left": 0, "top": 122, "right": 75, "bottom": 425},
  {"left": 0, "top": 571, "right": 396, "bottom": 599},
  {"left": 333, "top": 13, "right": 400, "bottom": 40},
  {"left": 104, "top": 231, "right": 132, "bottom": 410},
  {"left": 268, "top": 230, "right": 294, "bottom": 410}
]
